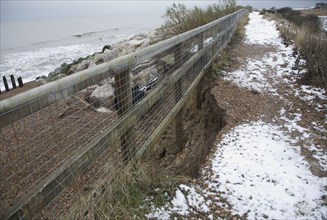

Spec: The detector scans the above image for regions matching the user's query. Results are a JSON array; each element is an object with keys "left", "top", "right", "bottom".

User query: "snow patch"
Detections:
[
  {"left": 295, "top": 85, "right": 327, "bottom": 113},
  {"left": 146, "top": 184, "right": 211, "bottom": 219},
  {"left": 278, "top": 108, "right": 327, "bottom": 171},
  {"left": 223, "top": 12, "right": 304, "bottom": 95},
  {"left": 147, "top": 122, "right": 327, "bottom": 219},
  {"left": 204, "top": 121, "right": 327, "bottom": 219},
  {"left": 245, "top": 12, "right": 281, "bottom": 46},
  {"left": 223, "top": 50, "right": 300, "bottom": 95},
  {"left": 319, "top": 16, "right": 327, "bottom": 32}
]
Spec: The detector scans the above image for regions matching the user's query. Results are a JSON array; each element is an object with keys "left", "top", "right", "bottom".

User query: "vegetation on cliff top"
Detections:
[
  {"left": 158, "top": 0, "right": 250, "bottom": 39},
  {"left": 266, "top": 7, "right": 327, "bottom": 90}
]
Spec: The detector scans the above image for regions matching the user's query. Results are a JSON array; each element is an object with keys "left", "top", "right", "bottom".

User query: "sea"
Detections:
[
  {"left": 0, "top": 1, "right": 322, "bottom": 91},
  {"left": 0, "top": 13, "right": 163, "bottom": 91}
]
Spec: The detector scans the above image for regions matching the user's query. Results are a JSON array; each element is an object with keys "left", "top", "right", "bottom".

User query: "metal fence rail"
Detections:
[{"left": 0, "top": 9, "right": 247, "bottom": 219}]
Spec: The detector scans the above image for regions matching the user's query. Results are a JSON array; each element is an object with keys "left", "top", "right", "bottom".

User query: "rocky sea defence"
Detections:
[
  {"left": 36, "top": 30, "right": 170, "bottom": 112},
  {"left": 39, "top": 31, "right": 158, "bottom": 82}
]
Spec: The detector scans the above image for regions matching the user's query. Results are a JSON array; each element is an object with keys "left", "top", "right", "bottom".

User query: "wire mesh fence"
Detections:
[{"left": 0, "top": 9, "right": 247, "bottom": 219}]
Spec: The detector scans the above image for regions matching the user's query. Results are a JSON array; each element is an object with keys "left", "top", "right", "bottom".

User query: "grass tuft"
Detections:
[
  {"left": 269, "top": 8, "right": 327, "bottom": 89},
  {"left": 212, "top": 12, "right": 249, "bottom": 76},
  {"left": 65, "top": 161, "right": 180, "bottom": 219}
]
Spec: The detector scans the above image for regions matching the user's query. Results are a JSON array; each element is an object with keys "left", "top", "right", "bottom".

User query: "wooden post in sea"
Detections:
[
  {"left": 18, "top": 77, "right": 24, "bottom": 87},
  {"left": 10, "top": 75, "right": 17, "bottom": 89},
  {"left": 3, "top": 76, "right": 10, "bottom": 92}
]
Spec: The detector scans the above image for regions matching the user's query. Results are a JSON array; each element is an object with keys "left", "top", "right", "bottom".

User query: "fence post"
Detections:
[
  {"left": 198, "top": 32, "right": 204, "bottom": 51},
  {"left": 196, "top": 77, "right": 203, "bottom": 109},
  {"left": 175, "top": 108, "right": 184, "bottom": 151},
  {"left": 175, "top": 76, "right": 183, "bottom": 150},
  {"left": 114, "top": 70, "right": 135, "bottom": 163},
  {"left": 174, "top": 43, "right": 184, "bottom": 150},
  {"left": 174, "top": 43, "right": 183, "bottom": 68},
  {"left": 198, "top": 30, "right": 206, "bottom": 110},
  {"left": 10, "top": 75, "right": 17, "bottom": 89}
]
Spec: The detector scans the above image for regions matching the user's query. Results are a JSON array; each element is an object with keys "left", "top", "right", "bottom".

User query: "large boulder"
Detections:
[
  {"left": 130, "top": 61, "right": 155, "bottom": 74},
  {"left": 113, "top": 42, "right": 135, "bottom": 56},
  {"left": 87, "top": 61, "right": 97, "bottom": 69},
  {"left": 89, "top": 84, "right": 115, "bottom": 108},
  {"left": 74, "top": 60, "right": 91, "bottom": 72},
  {"left": 132, "top": 33, "right": 147, "bottom": 40},
  {"left": 131, "top": 65, "right": 158, "bottom": 87},
  {"left": 101, "top": 49, "right": 119, "bottom": 62},
  {"left": 129, "top": 39, "right": 145, "bottom": 47},
  {"left": 100, "top": 77, "right": 115, "bottom": 86},
  {"left": 48, "top": 62, "right": 71, "bottom": 78}
]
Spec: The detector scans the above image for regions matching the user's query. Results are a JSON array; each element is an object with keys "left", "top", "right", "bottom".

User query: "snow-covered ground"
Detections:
[
  {"left": 205, "top": 122, "right": 326, "bottom": 219},
  {"left": 147, "top": 122, "right": 326, "bottom": 219},
  {"left": 224, "top": 12, "right": 327, "bottom": 113},
  {"left": 320, "top": 16, "right": 327, "bottom": 32},
  {"left": 146, "top": 12, "right": 327, "bottom": 219}
]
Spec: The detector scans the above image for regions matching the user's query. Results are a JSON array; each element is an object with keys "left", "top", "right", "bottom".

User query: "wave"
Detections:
[
  {"left": 0, "top": 44, "right": 100, "bottom": 91},
  {"left": 2, "top": 37, "right": 66, "bottom": 53},
  {"left": 72, "top": 28, "right": 120, "bottom": 38},
  {"left": 73, "top": 31, "right": 96, "bottom": 38}
]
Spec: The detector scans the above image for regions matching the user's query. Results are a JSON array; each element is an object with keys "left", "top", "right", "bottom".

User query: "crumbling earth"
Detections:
[{"left": 145, "top": 11, "right": 326, "bottom": 219}]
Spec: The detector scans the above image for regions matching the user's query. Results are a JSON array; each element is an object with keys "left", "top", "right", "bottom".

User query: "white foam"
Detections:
[{"left": 0, "top": 44, "right": 99, "bottom": 90}]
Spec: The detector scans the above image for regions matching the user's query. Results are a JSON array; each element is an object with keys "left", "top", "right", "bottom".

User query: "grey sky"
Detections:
[
  {"left": 0, "top": 1, "right": 216, "bottom": 22},
  {"left": 1, "top": 0, "right": 322, "bottom": 22}
]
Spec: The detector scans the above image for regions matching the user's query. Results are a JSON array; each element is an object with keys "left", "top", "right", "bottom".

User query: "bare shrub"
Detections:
[
  {"left": 295, "top": 28, "right": 327, "bottom": 89},
  {"left": 275, "top": 8, "right": 327, "bottom": 89},
  {"left": 159, "top": 0, "right": 242, "bottom": 39},
  {"left": 235, "top": 11, "right": 250, "bottom": 39},
  {"left": 276, "top": 7, "right": 320, "bottom": 33}
]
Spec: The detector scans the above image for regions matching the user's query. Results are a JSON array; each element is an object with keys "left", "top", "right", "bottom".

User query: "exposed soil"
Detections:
[
  {"left": 143, "top": 39, "right": 292, "bottom": 186},
  {"left": 144, "top": 72, "right": 227, "bottom": 179},
  {"left": 142, "top": 33, "right": 326, "bottom": 219},
  {"left": 33, "top": 65, "right": 224, "bottom": 219}
]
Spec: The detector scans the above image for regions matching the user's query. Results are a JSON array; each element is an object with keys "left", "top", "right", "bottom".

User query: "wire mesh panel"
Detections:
[{"left": 0, "top": 9, "right": 247, "bottom": 219}]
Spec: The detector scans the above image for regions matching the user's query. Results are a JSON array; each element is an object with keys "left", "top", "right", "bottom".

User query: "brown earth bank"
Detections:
[
  {"left": 34, "top": 66, "right": 228, "bottom": 219},
  {"left": 139, "top": 31, "right": 326, "bottom": 218},
  {"left": 144, "top": 72, "right": 227, "bottom": 179},
  {"left": 146, "top": 32, "right": 326, "bottom": 218}
]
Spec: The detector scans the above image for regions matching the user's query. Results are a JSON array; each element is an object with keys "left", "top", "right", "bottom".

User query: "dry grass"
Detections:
[
  {"left": 235, "top": 12, "right": 250, "bottom": 39},
  {"left": 299, "top": 9, "right": 327, "bottom": 17},
  {"left": 269, "top": 8, "right": 327, "bottom": 90},
  {"left": 65, "top": 160, "right": 179, "bottom": 219},
  {"left": 212, "top": 12, "right": 249, "bottom": 75},
  {"left": 294, "top": 26, "right": 327, "bottom": 89}
]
